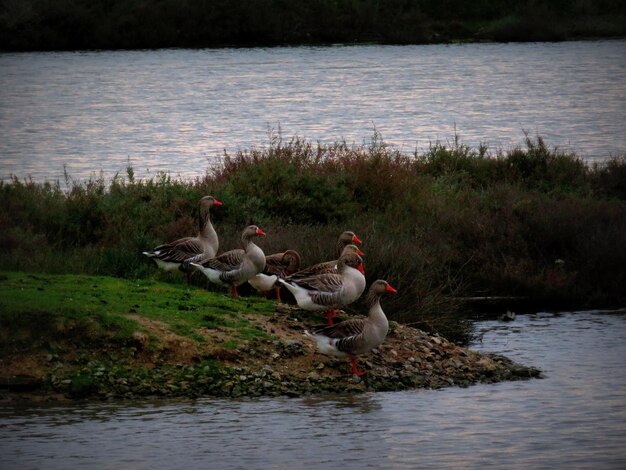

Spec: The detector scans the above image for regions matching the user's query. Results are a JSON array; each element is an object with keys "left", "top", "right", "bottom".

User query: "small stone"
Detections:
[
  {"left": 316, "top": 362, "right": 325, "bottom": 370},
  {"left": 500, "top": 311, "right": 516, "bottom": 322},
  {"left": 477, "top": 357, "right": 497, "bottom": 371}
]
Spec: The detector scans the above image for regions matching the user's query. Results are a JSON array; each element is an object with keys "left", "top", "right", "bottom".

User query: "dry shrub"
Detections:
[{"left": 2, "top": 135, "right": 625, "bottom": 342}]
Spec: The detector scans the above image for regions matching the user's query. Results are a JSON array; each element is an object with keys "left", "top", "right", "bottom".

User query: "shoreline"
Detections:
[
  {"left": 2, "top": 35, "right": 625, "bottom": 54},
  {"left": 1, "top": 302, "right": 541, "bottom": 403}
]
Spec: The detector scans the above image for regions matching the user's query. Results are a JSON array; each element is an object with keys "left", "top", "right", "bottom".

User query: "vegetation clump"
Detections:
[
  {"left": 1, "top": 135, "right": 625, "bottom": 344},
  {"left": 1, "top": 0, "right": 625, "bottom": 51}
]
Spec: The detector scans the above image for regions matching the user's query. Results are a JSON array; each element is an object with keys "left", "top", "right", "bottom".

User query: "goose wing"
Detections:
[
  {"left": 201, "top": 249, "right": 245, "bottom": 271},
  {"left": 288, "top": 260, "right": 336, "bottom": 280},
  {"left": 263, "top": 252, "right": 288, "bottom": 276},
  {"left": 148, "top": 237, "right": 202, "bottom": 262},
  {"left": 335, "top": 331, "right": 368, "bottom": 355},
  {"left": 311, "top": 318, "right": 369, "bottom": 356},
  {"left": 311, "top": 318, "right": 366, "bottom": 338},
  {"left": 297, "top": 273, "right": 345, "bottom": 306}
]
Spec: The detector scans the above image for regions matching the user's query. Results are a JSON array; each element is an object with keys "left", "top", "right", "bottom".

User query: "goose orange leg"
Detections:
[
  {"left": 326, "top": 309, "right": 339, "bottom": 326},
  {"left": 350, "top": 356, "right": 365, "bottom": 376},
  {"left": 230, "top": 285, "right": 239, "bottom": 297}
]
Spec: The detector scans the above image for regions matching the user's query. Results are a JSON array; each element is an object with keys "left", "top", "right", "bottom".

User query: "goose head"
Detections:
[
  {"left": 200, "top": 195, "right": 223, "bottom": 209},
  {"left": 242, "top": 225, "right": 266, "bottom": 242},
  {"left": 339, "top": 230, "right": 362, "bottom": 246},
  {"left": 337, "top": 252, "right": 365, "bottom": 274},
  {"left": 281, "top": 250, "right": 301, "bottom": 274},
  {"left": 370, "top": 279, "right": 398, "bottom": 296},
  {"left": 341, "top": 244, "right": 365, "bottom": 257},
  {"left": 366, "top": 280, "right": 398, "bottom": 307}
]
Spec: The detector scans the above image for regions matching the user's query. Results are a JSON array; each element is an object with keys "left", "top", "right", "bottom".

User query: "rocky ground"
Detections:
[{"left": 1, "top": 303, "right": 541, "bottom": 402}]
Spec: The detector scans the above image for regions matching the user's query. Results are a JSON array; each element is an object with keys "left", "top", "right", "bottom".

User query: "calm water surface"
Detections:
[
  {"left": 1, "top": 310, "right": 625, "bottom": 469},
  {"left": 1, "top": 40, "right": 625, "bottom": 182}
]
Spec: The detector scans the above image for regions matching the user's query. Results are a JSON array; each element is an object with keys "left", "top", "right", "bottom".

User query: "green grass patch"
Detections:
[{"left": 0, "top": 271, "right": 276, "bottom": 355}]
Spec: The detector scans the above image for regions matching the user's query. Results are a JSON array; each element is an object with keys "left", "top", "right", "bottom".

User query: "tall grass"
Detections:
[{"left": 2, "top": 136, "right": 625, "bottom": 342}]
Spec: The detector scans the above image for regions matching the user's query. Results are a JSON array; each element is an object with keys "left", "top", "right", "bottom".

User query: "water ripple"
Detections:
[{"left": 1, "top": 41, "right": 625, "bottom": 182}]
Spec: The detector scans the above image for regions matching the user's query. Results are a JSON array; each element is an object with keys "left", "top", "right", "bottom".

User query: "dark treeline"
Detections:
[
  {"left": 1, "top": 135, "right": 625, "bottom": 341},
  {"left": 1, "top": 0, "right": 625, "bottom": 51}
]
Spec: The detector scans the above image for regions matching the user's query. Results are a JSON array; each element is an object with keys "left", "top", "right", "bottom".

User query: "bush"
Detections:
[{"left": 1, "top": 135, "right": 625, "bottom": 341}]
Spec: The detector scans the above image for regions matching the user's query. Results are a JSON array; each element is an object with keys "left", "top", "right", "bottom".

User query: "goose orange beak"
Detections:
[
  {"left": 213, "top": 199, "right": 223, "bottom": 207},
  {"left": 256, "top": 228, "right": 266, "bottom": 236},
  {"left": 386, "top": 284, "right": 398, "bottom": 293},
  {"left": 356, "top": 247, "right": 365, "bottom": 257},
  {"left": 352, "top": 234, "right": 362, "bottom": 244},
  {"left": 358, "top": 263, "right": 365, "bottom": 274}
]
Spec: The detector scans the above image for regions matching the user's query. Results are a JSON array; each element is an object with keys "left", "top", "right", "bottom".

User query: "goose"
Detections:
[
  {"left": 190, "top": 225, "right": 267, "bottom": 296},
  {"left": 143, "top": 195, "right": 222, "bottom": 283},
  {"left": 305, "top": 279, "right": 397, "bottom": 376},
  {"left": 286, "top": 230, "right": 362, "bottom": 280},
  {"left": 286, "top": 244, "right": 364, "bottom": 280},
  {"left": 278, "top": 252, "right": 366, "bottom": 325},
  {"left": 248, "top": 250, "right": 301, "bottom": 300}
]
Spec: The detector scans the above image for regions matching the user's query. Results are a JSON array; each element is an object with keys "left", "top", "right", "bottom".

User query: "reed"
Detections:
[{"left": 2, "top": 136, "right": 625, "bottom": 342}]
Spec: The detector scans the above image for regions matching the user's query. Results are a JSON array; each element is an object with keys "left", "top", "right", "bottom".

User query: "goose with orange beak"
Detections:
[
  {"left": 143, "top": 195, "right": 222, "bottom": 283},
  {"left": 305, "top": 279, "right": 397, "bottom": 376},
  {"left": 278, "top": 252, "right": 366, "bottom": 325},
  {"left": 191, "top": 225, "right": 266, "bottom": 297}
]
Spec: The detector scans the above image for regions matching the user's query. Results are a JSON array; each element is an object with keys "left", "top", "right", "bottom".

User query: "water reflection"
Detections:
[
  {"left": 300, "top": 393, "right": 382, "bottom": 413},
  {"left": 1, "top": 41, "right": 625, "bottom": 182}
]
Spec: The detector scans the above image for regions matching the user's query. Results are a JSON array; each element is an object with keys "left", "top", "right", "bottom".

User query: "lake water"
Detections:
[
  {"left": 1, "top": 310, "right": 625, "bottom": 469},
  {"left": 1, "top": 40, "right": 625, "bottom": 183}
]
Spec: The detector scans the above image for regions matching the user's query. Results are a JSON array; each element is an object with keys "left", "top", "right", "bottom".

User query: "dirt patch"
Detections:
[
  {"left": 1, "top": 353, "right": 50, "bottom": 380},
  {"left": 126, "top": 314, "right": 203, "bottom": 366}
]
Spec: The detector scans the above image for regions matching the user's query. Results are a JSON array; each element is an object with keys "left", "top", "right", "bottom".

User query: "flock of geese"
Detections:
[{"left": 143, "top": 195, "right": 397, "bottom": 376}]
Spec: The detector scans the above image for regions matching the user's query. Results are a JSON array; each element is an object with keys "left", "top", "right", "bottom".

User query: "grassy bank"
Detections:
[
  {"left": 1, "top": 0, "right": 625, "bottom": 51},
  {"left": 0, "top": 271, "right": 540, "bottom": 400},
  {"left": 211, "top": 135, "right": 626, "bottom": 318},
  {"left": 1, "top": 136, "right": 625, "bottom": 342}
]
